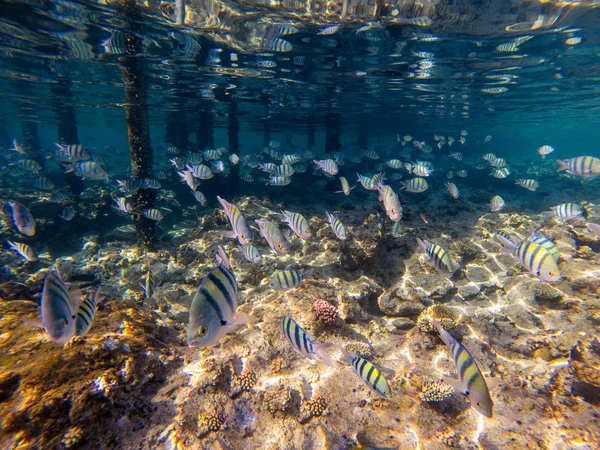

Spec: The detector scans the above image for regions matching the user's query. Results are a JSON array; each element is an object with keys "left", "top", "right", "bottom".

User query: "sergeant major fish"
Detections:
[
  {"left": 281, "top": 210, "right": 312, "bottom": 240},
  {"left": 281, "top": 316, "right": 333, "bottom": 366},
  {"left": 37, "top": 269, "right": 79, "bottom": 345},
  {"left": 432, "top": 319, "right": 499, "bottom": 418},
  {"left": 340, "top": 348, "right": 392, "bottom": 398},
  {"left": 217, "top": 196, "right": 253, "bottom": 246},
  {"left": 496, "top": 234, "right": 561, "bottom": 282},
  {"left": 255, "top": 219, "right": 290, "bottom": 255},
  {"left": 417, "top": 238, "right": 458, "bottom": 275},
  {"left": 187, "top": 246, "right": 255, "bottom": 348},
  {"left": 326, "top": 212, "right": 346, "bottom": 240},
  {"left": 6, "top": 241, "right": 37, "bottom": 261},
  {"left": 336, "top": 176, "right": 355, "bottom": 195},
  {"left": 557, "top": 156, "right": 600, "bottom": 177},
  {"left": 8, "top": 201, "right": 36, "bottom": 236},
  {"left": 75, "top": 287, "right": 103, "bottom": 337},
  {"left": 239, "top": 244, "right": 262, "bottom": 264},
  {"left": 269, "top": 270, "right": 304, "bottom": 290}
]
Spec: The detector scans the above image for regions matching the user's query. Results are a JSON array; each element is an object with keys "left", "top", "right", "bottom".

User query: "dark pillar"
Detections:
[
  {"left": 325, "top": 111, "right": 341, "bottom": 154},
  {"left": 228, "top": 102, "right": 240, "bottom": 195},
  {"left": 196, "top": 110, "right": 214, "bottom": 150},
  {"left": 0, "top": 117, "right": 10, "bottom": 148},
  {"left": 50, "top": 73, "right": 84, "bottom": 197},
  {"left": 118, "top": 0, "right": 157, "bottom": 250}
]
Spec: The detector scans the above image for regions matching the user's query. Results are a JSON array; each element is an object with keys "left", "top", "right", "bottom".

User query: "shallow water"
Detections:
[{"left": 0, "top": 1, "right": 599, "bottom": 449}]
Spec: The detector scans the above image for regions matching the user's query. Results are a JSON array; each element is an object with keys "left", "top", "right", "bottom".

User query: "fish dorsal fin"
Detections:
[{"left": 67, "top": 286, "right": 83, "bottom": 310}]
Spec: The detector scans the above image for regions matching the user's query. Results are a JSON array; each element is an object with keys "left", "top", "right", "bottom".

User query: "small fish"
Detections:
[
  {"left": 408, "top": 162, "right": 433, "bottom": 177},
  {"left": 456, "top": 170, "right": 467, "bottom": 178},
  {"left": 8, "top": 201, "right": 36, "bottom": 236},
  {"left": 240, "top": 173, "right": 254, "bottom": 182},
  {"left": 192, "top": 191, "right": 206, "bottom": 205},
  {"left": 55, "top": 143, "right": 90, "bottom": 162},
  {"left": 340, "top": 348, "right": 392, "bottom": 398},
  {"left": 59, "top": 205, "right": 75, "bottom": 221},
  {"left": 266, "top": 176, "right": 292, "bottom": 186},
  {"left": 490, "top": 167, "right": 511, "bottom": 179},
  {"left": 557, "top": 156, "right": 600, "bottom": 177},
  {"left": 482, "top": 153, "right": 496, "bottom": 161},
  {"left": 375, "top": 184, "right": 402, "bottom": 222},
  {"left": 313, "top": 159, "right": 338, "bottom": 175},
  {"left": 282, "top": 154, "right": 301, "bottom": 165},
  {"left": 65, "top": 161, "right": 109, "bottom": 180},
  {"left": 153, "top": 170, "right": 167, "bottom": 180},
  {"left": 169, "top": 157, "right": 185, "bottom": 170},
  {"left": 217, "top": 196, "right": 253, "bottom": 246},
  {"left": 187, "top": 246, "right": 254, "bottom": 348},
  {"left": 229, "top": 154, "right": 240, "bottom": 165},
  {"left": 140, "top": 270, "right": 155, "bottom": 301},
  {"left": 515, "top": 179, "right": 539, "bottom": 192},
  {"left": 50, "top": 191, "right": 69, "bottom": 202},
  {"left": 114, "top": 197, "right": 132, "bottom": 213},
  {"left": 537, "top": 145, "right": 554, "bottom": 159},
  {"left": 483, "top": 135, "right": 492, "bottom": 144},
  {"left": 75, "top": 287, "right": 103, "bottom": 337},
  {"left": 210, "top": 161, "right": 225, "bottom": 173},
  {"left": 177, "top": 170, "right": 199, "bottom": 191},
  {"left": 264, "top": 37, "right": 292, "bottom": 52},
  {"left": 10, "top": 159, "right": 41, "bottom": 172},
  {"left": 361, "top": 149, "right": 380, "bottom": 160},
  {"left": 547, "top": 203, "right": 585, "bottom": 220},
  {"left": 336, "top": 176, "right": 355, "bottom": 195},
  {"left": 419, "top": 212, "right": 429, "bottom": 224},
  {"left": 239, "top": 244, "right": 262, "bottom": 264},
  {"left": 417, "top": 238, "right": 458, "bottom": 275},
  {"left": 259, "top": 163, "right": 277, "bottom": 174},
  {"left": 202, "top": 149, "right": 221, "bottom": 160},
  {"left": 187, "top": 164, "right": 213, "bottom": 180},
  {"left": 326, "top": 212, "right": 346, "bottom": 240},
  {"left": 32, "top": 175, "right": 55, "bottom": 191},
  {"left": 255, "top": 219, "right": 290, "bottom": 255},
  {"left": 281, "top": 316, "right": 332, "bottom": 366},
  {"left": 281, "top": 210, "right": 312, "bottom": 240},
  {"left": 446, "top": 182, "right": 459, "bottom": 199},
  {"left": 496, "top": 235, "right": 561, "bottom": 282},
  {"left": 142, "top": 209, "right": 164, "bottom": 221},
  {"left": 385, "top": 159, "right": 404, "bottom": 169},
  {"left": 357, "top": 173, "right": 385, "bottom": 190},
  {"left": 39, "top": 269, "right": 78, "bottom": 345},
  {"left": 432, "top": 319, "right": 498, "bottom": 418},
  {"left": 400, "top": 177, "right": 429, "bottom": 193},
  {"left": 449, "top": 151, "right": 463, "bottom": 161},
  {"left": 274, "top": 164, "right": 295, "bottom": 177},
  {"left": 143, "top": 178, "right": 161, "bottom": 189},
  {"left": 10, "top": 139, "right": 27, "bottom": 154},
  {"left": 490, "top": 195, "right": 505, "bottom": 212},
  {"left": 488, "top": 157, "right": 507, "bottom": 168},
  {"left": 269, "top": 270, "right": 304, "bottom": 290},
  {"left": 318, "top": 24, "right": 340, "bottom": 36},
  {"left": 6, "top": 241, "right": 37, "bottom": 261}
]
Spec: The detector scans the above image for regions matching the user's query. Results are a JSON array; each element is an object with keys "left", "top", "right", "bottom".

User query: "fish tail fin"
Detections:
[
  {"left": 216, "top": 246, "right": 231, "bottom": 269},
  {"left": 557, "top": 160, "right": 568, "bottom": 172},
  {"left": 496, "top": 234, "right": 516, "bottom": 254},
  {"left": 315, "top": 343, "right": 335, "bottom": 367},
  {"left": 63, "top": 165, "right": 74, "bottom": 174},
  {"left": 416, "top": 237, "right": 428, "bottom": 252}
]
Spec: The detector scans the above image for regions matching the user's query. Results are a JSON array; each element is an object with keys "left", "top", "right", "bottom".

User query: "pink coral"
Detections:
[{"left": 314, "top": 299, "right": 338, "bottom": 324}]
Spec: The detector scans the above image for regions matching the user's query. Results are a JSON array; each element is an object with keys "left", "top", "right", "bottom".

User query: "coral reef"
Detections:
[
  {"left": 314, "top": 298, "right": 338, "bottom": 324},
  {"left": 417, "top": 304, "right": 458, "bottom": 333},
  {"left": 419, "top": 377, "right": 455, "bottom": 403}
]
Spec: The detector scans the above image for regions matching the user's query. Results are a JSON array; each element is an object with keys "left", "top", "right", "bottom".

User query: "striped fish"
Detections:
[
  {"left": 529, "top": 229, "right": 560, "bottom": 264},
  {"left": 547, "top": 203, "right": 585, "bottom": 220},
  {"left": 6, "top": 241, "right": 37, "bottom": 261},
  {"left": 375, "top": 184, "right": 402, "bottom": 222},
  {"left": 187, "top": 246, "right": 253, "bottom": 348},
  {"left": 239, "top": 244, "right": 262, "bottom": 264},
  {"left": 192, "top": 191, "right": 206, "bottom": 205},
  {"left": 240, "top": 173, "right": 254, "bottom": 182},
  {"left": 217, "top": 196, "right": 253, "bottom": 246},
  {"left": 40, "top": 269, "right": 77, "bottom": 345},
  {"left": 446, "top": 182, "right": 459, "bottom": 199},
  {"left": 400, "top": 177, "right": 429, "bottom": 193},
  {"left": 269, "top": 270, "right": 304, "bottom": 290},
  {"left": 336, "top": 176, "right": 355, "bottom": 195},
  {"left": 177, "top": 170, "right": 199, "bottom": 191},
  {"left": 114, "top": 197, "right": 132, "bottom": 213},
  {"left": 557, "top": 156, "right": 600, "bottom": 177},
  {"left": 432, "top": 319, "right": 498, "bottom": 418},
  {"left": 259, "top": 163, "right": 277, "bottom": 174},
  {"left": 340, "top": 348, "right": 392, "bottom": 398},
  {"left": 274, "top": 164, "right": 295, "bottom": 177},
  {"left": 280, "top": 316, "right": 332, "bottom": 366},
  {"left": 515, "top": 179, "right": 539, "bottom": 192},
  {"left": 449, "top": 151, "right": 463, "bottom": 161},
  {"left": 75, "top": 287, "right": 103, "bottom": 336},
  {"left": 202, "top": 149, "right": 221, "bottom": 160},
  {"left": 326, "top": 212, "right": 346, "bottom": 240},
  {"left": 385, "top": 159, "right": 403, "bottom": 169},
  {"left": 65, "top": 161, "right": 109, "bottom": 180},
  {"left": 488, "top": 157, "right": 507, "bottom": 168},
  {"left": 417, "top": 238, "right": 458, "bottom": 275},
  {"left": 282, "top": 154, "right": 301, "bottom": 165},
  {"left": 482, "top": 153, "right": 496, "bottom": 161},
  {"left": 140, "top": 270, "right": 155, "bottom": 300},
  {"left": 187, "top": 164, "right": 213, "bottom": 180},
  {"left": 9, "top": 201, "right": 36, "bottom": 236},
  {"left": 357, "top": 173, "right": 385, "bottom": 190},
  {"left": 142, "top": 209, "right": 164, "bottom": 221},
  {"left": 313, "top": 159, "right": 338, "bottom": 175},
  {"left": 256, "top": 219, "right": 290, "bottom": 255},
  {"left": 59, "top": 205, "right": 75, "bottom": 221},
  {"left": 537, "top": 145, "right": 554, "bottom": 159},
  {"left": 55, "top": 143, "right": 90, "bottom": 162},
  {"left": 493, "top": 230, "right": 512, "bottom": 243},
  {"left": 210, "top": 161, "right": 224, "bottom": 173},
  {"left": 318, "top": 24, "right": 340, "bottom": 36},
  {"left": 264, "top": 37, "right": 292, "bottom": 52},
  {"left": 496, "top": 235, "right": 561, "bottom": 282},
  {"left": 230, "top": 154, "right": 240, "bottom": 165},
  {"left": 266, "top": 176, "right": 291, "bottom": 186},
  {"left": 361, "top": 149, "right": 380, "bottom": 160},
  {"left": 490, "top": 195, "right": 505, "bottom": 212},
  {"left": 143, "top": 178, "right": 161, "bottom": 189},
  {"left": 456, "top": 170, "right": 467, "bottom": 178},
  {"left": 10, "top": 139, "right": 27, "bottom": 155},
  {"left": 281, "top": 210, "right": 312, "bottom": 240},
  {"left": 153, "top": 170, "right": 167, "bottom": 180},
  {"left": 32, "top": 175, "right": 55, "bottom": 190},
  {"left": 10, "top": 159, "right": 41, "bottom": 172},
  {"left": 490, "top": 167, "right": 511, "bottom": 179}
]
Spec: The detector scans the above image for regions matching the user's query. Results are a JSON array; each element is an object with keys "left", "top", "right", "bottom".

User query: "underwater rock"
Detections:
[
  {"left": 377, "top": 292, "right": 425, "bottom": 317},
  {"left": 391, "top": 318, "right": 416, "bottom": 331},
  {"left": 532, "top": 282, "right": 564, "bottom": 303},
  {"left": 339, "top": 215, "right": 382, "bottom": 270}
]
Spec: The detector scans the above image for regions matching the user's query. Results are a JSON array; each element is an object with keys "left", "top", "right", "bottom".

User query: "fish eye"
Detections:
[
  {"left": 477, "top": 401, "right": 481, "bottom": 407},
  {"left": 198, "top": 325, "right": 207, "bottom": 337},
  {"left": 240, "top": 234, "right": 245, "bottom": 238},
  {"left": 277, "top": 244, "right": 282, "bottom": 248}
]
